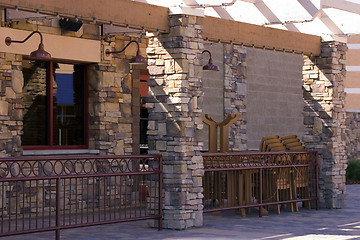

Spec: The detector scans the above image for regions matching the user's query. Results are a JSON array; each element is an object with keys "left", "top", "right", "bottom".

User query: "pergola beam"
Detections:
[
  {"left": 322, "top": 0, "right": 360, "bottom": 15},
  {"left": 212, "top": 6, "right": 234, "bottom": 20},
  {"left": 254, "top": 0, "right": 300, "bottom": 32},
  {"left": 319, "top": 11, "right": 344, "bottom": 35},
  {"left": 0, "top": 0, "right": 321, "bottom": 55},
  {"left": 240, "top": 0, "right": 256, "bottom": 3},
  {"left": 0, "top": 0, "right": 170, "bottom": 32},
  {"left": 297, "top": 0, "right": 319, "bottom": 16},
  {"left": 202, "top": 16, "right": 321, "bottom": 56},
  {"left": 298, "top": 0, "right": 344, "bottom": 37}
]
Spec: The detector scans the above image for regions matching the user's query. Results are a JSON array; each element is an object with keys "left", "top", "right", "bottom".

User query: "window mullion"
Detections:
[{"left": 48, "top": 61, "right": 54, "bottom": 146}]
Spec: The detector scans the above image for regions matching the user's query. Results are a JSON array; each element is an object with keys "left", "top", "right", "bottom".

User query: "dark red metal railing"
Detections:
[
  {"left": 0, "top": 154, "right": 162, "bottom": 239},
  {"left": 202, "top": 151, "right": 318, "bottom": 216}
]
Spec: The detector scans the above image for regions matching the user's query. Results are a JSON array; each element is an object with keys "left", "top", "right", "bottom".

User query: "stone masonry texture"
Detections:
[
  {"left": 0, "top": 10, "right": 355, "bottom": 228},
  {"left": 146, "top": 14, "right": 204, "bottom": 229},
  {"left": 302, "top": 41, "right": 347, "bottom": 209},
  {"left": 0, "top": 18, "right": 149, "bottom": 219},
  {"left": 2, "top": 17, "right": 147, "bottom": 156},
  {"left": 0, "top": 52, "right": 23, "bottom": 157},
  {"left": 201, "top": 42, "right": 247, "bottom": 152},
  {"left": 345, "top": 112, "right": 360, "bottom": 160},
  {"left": 223, "top": 44, "right": 247, "bottom": 151}
]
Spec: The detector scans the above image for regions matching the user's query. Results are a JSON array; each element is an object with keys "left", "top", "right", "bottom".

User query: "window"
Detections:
[
  {"left": 22, "top": 60, "right": 88, "bottom": 149},
  {"left": 139, "top": 73, "right": 149, "bottom": 154}
]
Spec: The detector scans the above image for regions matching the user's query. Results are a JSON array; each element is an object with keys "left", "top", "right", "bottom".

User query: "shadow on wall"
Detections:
[
  {"left": 302, "top": 49, "right": 347, "bottom": 209},
  {"left": 145, "top": 35, "right": 224, "bottom": 155}
]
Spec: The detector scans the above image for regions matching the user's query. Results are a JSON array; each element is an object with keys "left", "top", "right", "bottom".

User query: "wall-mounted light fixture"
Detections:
[
  {"left": 105, "top": 40, "right": 147, "bottom": 65},
  {"left": 202, "top": 50, "right": 219, "bottom": 71},
  {"left": 5, "top": 31, "right": 51, "bottom": 61},
  {"left": 59, "top": 18, "right": 83, "bottom": 32}
]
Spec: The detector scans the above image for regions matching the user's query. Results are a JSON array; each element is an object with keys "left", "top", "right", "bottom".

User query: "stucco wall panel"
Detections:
[
  {"left": 345, "top": 72, "right": 360, "bottom": 88},
  {"left": 0, "top": 27, "right": 100, "bottom": 63},
  {"left": 345, "top": 94, "right": 360, "bottom": 111}
]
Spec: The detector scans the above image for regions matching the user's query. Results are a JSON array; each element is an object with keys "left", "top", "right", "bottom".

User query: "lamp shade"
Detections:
[
  {"left": 28, "top": 43, "right": 51, "bottom": 61},
  {"left": 130, "top": 54, "right": 148, "bottom": 65},
  {"left": 203, "top": 62, "right": 220, "bottom": 71},
  {"left": 5, "top": 31, "right": 51, "bottom": 61},
  {"left": 106, "top": 40, "right": 147, "bottom": 65},
  {"left": 202, "top": 50, "right": 219, "bottom": 71}
]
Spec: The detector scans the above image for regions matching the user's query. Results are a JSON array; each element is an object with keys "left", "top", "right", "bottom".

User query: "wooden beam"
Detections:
[
  {"left": 202, "top": 16, "right": 321, "bottom": 56},
  {"left": 322, "top": 0, "right": 360, "bottom": 15},
  {"left": 319, "top": 11, "right": 344, "bottom": 35},
  {"left": 0, "top": 0, "right": 321, "bottom": 55},
  {"left": 254, "top": 0, "right": 300, "bottom": 32},
  {"left": 298, "top": 0, "right": 344, "bottom": 38},
  {"left": 298, "top": 0, "right": 319, "bottom": 16},
  {"left": 0, "top": 0, "right": 169, "bottom": 32},
  {"left": 0, "top": 27, "right": 101, "bottom": 62}
]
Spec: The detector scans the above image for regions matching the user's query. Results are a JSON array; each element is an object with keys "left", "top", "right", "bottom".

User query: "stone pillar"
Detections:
[
  {"left": 0, "top": 53, "right": 23, "bottom": 157},
  {"left": 88, "top": 35, "right": 147, "bottom": 155},
  {"left": 302, "top": 41, "right": 347, "bottom": 208},
  {"left": 223, "top": 44, "right": 247, "bottom": 151},
  {"left": 146, "top": 14, "right": 204, "bottom": 229}
]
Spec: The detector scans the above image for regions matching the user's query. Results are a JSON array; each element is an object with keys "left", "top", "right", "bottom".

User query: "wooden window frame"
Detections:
[{"left": 22, "top": 59, "right": 89, "bottom": 150}]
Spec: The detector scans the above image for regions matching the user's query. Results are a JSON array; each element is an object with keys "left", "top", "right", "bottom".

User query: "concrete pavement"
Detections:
[{"left": 4, "top": 184, "right": 360, "bottom": 240}]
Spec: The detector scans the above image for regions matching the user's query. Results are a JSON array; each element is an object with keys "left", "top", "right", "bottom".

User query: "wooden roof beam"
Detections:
[
  {"left": 0, "top": 0, "right": 321, "bottom": 55},
  {"left": 254, "top": 0, "right": 300, "bottom": 32},
  {"left": 322, "top": 0, "right": 360, "bottom": 15},
  {"left": 202, "top": 16, "right": 321, "bottom": 56},
  {"left": 0, "top": 0, "right": 169, "bottom": 33}
]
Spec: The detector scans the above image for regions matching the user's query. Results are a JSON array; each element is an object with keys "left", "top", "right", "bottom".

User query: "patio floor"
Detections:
[{"left": 3, "top": 184, "right": 360, "bottom": 240}]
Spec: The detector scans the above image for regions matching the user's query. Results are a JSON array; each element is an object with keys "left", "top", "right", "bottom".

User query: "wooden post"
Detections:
[
  {"left": 218, "top": 114, "right": 241, "bottom": 153},
  {"left": 202, "top": 114, "right": 219, "bottom": 153}
]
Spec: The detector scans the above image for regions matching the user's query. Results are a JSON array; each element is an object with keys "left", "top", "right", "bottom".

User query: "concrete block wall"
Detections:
[
  {"left": 201, "top": 43, "right": 224, "bottom": 150},
  {"left": 246, "top": 48, "right": 305, "bottom": 149},
  {"left": 201, "top": 43, "right": 247, "bottom": 152},
  {"left": 345, "top": 112, "right": 360, "bottom": 160}
]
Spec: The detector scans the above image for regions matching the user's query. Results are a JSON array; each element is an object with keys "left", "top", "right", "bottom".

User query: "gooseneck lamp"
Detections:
[
  {"left": 105, "top": 40, "right": 147, "bottom": 65},
  {"left": 202, "top": 50, "right": 219, "bottom": 71},
  {"left": 5, "top": 31, "right": 51, "bottom": 61}
]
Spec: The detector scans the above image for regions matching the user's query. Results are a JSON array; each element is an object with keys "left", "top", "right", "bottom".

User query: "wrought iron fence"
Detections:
[
  {"left": 0, "top": 154, "right": 162, "bottom": 240},
  {"left": 202, "top": 151, "right": 318, "bottom": 216}
]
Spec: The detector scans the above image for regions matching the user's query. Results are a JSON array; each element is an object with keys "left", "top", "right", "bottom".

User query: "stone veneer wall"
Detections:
[
  {"left": 88, "top": 34, "right": 147, "bottom": 155},
  {"left": 0, "top": 53, "right": 23, "bottom": 157},
  {"left": 224, "top": 44, "right": 247, "bottom": 151},
  {"left": 146, "top": 14, "right": 204, "bottom": 229},
  {"left": 0, "top": 16, "right": 146, "bottom": 156},
  {"left": 0, "top": 19, "right": 148, "bottom": 216},
  {"left": 201, "top": 43, "right": 224, "bottom": 150},
  {"left": 302, "top": 41, "right": 347, "bottom": 208},
  {"left": 345, "top": 112, "right": 360, "bottom": 160},
  {"left": 201, "top": 43, "right": 247, "bottom": 152}
]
